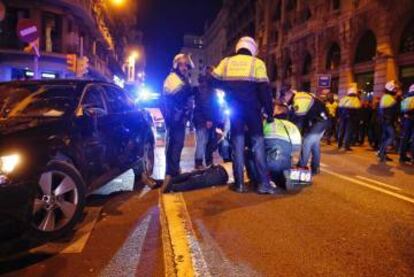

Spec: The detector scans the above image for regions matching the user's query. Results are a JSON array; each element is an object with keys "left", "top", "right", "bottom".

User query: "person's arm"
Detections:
[{"left": 258, "top": 82, "right": 274, "bottom": 120}]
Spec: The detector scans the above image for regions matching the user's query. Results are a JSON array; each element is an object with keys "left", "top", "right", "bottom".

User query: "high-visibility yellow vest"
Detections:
[
  {"left": 401, "top": 96, "right": 414, "bottom": 113},
  {"left": 325, "top": 101, "right": 338, "bottom": 117},
  {"left": 212, "top": 54, "right": 269, "bottom": 83},
  {"left": 380, "top": 94, "right": 397, "bottom": 109},
  {"left": 263, "top": 119, "right": 302, "bottom": 146},
  {"left": 293, "top": 92, "right": 314, "bottom": 116},
  {"left": 163, "top": 72, "right": 185, "bottom": 95},
  {"left": 339, "top": 95, "right": 362, "bottom": 109}
]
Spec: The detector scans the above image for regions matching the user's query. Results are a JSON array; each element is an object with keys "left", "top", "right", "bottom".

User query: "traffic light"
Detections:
[
  {"left": 66, "top": 54, "right": 77, "bottom": 74},
  {"left": 77, "top": 56, "right": 89, "bottom": 77}
]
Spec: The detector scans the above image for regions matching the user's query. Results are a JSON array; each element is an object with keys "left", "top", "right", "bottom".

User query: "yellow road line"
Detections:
[
  {"left": 160, "top": 193, "right": 196, "bottom": 277},
  {"left": 355, "top": 175, "right": 402, "bottom": 192},
  {"left": 321, "top": 168, "right": 414, "bottom": 205}
]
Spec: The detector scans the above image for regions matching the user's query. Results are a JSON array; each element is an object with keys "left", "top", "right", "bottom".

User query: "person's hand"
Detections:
[{"left": 206, "top": 121, "right": 213, "bottom": 129}]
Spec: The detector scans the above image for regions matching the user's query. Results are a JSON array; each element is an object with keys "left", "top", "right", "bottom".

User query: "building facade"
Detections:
[
  {"left": 0, "top": 0, "right": 140, "bottom": 83},
  {"left": 256, "top": 0, "right": 414, "bottom": 97},
  {"left": 202, "top": 8, "right": 228, "bottom": 68},
  {"left": 180, "top": 35, "right": 205, "bottom": 86}
]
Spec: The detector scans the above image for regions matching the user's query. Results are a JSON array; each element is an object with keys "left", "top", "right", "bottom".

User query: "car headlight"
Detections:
[{"left": 0, "top": 154, "right": 21, "bottom": 174}]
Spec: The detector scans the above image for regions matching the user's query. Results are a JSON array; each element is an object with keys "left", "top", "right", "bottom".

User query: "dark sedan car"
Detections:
[{"left": 0, "top": 80, "right": 154, "bottom": 240}]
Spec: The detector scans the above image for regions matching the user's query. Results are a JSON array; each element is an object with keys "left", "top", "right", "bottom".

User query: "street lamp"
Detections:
[{"left": 110, "top": 0, "right": 125, "bottom": 7}]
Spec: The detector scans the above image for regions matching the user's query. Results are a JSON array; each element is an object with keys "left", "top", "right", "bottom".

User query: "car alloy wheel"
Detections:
[
  {"left": 32, "top": 170, "right": 79, "bottom": 232},
  {"left": 29, "top": 162, "right": 86, "bottom": 239}
]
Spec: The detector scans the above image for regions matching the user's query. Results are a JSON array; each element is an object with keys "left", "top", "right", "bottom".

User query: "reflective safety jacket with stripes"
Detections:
[{"left": 211, "top": 52, "right": 273, "bottom": 117}]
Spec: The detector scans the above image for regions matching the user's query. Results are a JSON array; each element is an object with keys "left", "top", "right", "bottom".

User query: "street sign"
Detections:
[
  {"left": 0, "top": 1, "right": 5, "bottom": 22},
  {"left": 17, "top": 19, "right": 39, "bottom": 43},
  {"left": 318, "top": 75, "right": 331, "bottom": 88}
]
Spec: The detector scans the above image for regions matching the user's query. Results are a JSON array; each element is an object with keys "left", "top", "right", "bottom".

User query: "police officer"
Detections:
[
  {"left": 378, "top": 80, "right": 399, "bottom": 162},
  {"left": 337, "top": 87, "right": 362, "bottom": 151},
  {"left": 399, "top": 84, "right": 414, "bottom": 163},
  {"left": 325, "top": 93, "right": 338, "bottom": 145},
  {"left": 211, "top": 36, "right": 276, "bottom": 194},
  {"left": 161, "top": 53, "right": 195, "bottom": 191},
  {"left": 289, "top": 90, "right": 329, "bottom": 175}
]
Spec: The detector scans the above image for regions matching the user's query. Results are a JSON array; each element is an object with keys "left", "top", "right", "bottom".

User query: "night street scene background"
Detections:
[{"left": 0, "top": 0, "right": 414, "bottom": 276}]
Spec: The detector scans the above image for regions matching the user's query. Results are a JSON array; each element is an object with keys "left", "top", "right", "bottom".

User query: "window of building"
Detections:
[
  {"left": 326, "top": 43, "right": 341, "bottom": 70},
  {"left": 272, "top": 1, "right": 282, "bottom": 22},
  {"left": 284, "top": 59, "right": 293, "bottom": 78},
  {"left": 400, "top": 18, "right": 414, "bottom": 53},
  {"left": 286, "top": 0, "right": 297, "bottom": 12},
  {"left": 301, "top": 6, "right": 311, "bottom": 22},
  {"left": 333, "top": 0, "right": 341, "bottom": 11},
  {"left": 354, "top": 30, "right": 377, "bottom": 64},
  {"left": 269, "top": 56, "right": 277, "bottom": 82},
  {"left": 42, "top": 12, "right": 63, "bottom": 53},
  {"left": 302, "top": 53, "right": 312, "bottom": 75}
]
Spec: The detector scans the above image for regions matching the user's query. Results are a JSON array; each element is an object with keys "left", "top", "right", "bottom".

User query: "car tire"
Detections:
[
  {"left": 26, "top": 161, "right": 86, "bottom": 240},
  {"left": 133, "top": 137, "right": 155, "bottom": 188}
]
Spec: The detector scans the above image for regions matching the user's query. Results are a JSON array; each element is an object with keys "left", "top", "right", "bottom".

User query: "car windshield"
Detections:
[{"left": 0, "top": 83, "right": 80, "bottom": 118}]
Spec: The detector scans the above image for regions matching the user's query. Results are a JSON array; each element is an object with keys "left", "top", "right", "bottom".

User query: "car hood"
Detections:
[{"left": 0, "top": 117, "right": 65, "bottom": 135}]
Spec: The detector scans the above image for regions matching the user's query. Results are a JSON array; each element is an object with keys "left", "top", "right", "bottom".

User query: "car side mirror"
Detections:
[{"left": 84, "top": 106, "right": 106, "bottom": 118}]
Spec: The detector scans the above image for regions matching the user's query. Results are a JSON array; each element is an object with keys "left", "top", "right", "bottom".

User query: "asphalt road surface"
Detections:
[{"left": 1, "top": 134, "right": 414, "bottom": 277}]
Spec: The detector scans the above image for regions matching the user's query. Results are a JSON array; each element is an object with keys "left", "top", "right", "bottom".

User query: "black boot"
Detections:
[
  {"left": 229, "top": 183, "right": 249, "bottom": 193},
  {"left": 161, "top": 175, "right": 173, "bottom": 193},
  {"left": 311, "top": 167, "right": 320, "bottom": 176},
  {"left": 399, "top": 156, "right": 412, "bottom": 163},
  {"left": 194, "top": 159, "right": 204, "bottom": 170}
]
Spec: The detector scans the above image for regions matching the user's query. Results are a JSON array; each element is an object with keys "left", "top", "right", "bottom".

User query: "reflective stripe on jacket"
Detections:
[
  {"left": 293, "top": 92, "right": 314, "bottom": 116},
  {"left": 163, "top": 72, "right": 185, "bottom": 95},
  {"left": 380, "top": 94, "right": 397, "bottom": 109},
  {"left": 263, "top": 119, "right": 302, "bottom": 146},
  {"left": 339, "top": 95, "right": 362, "bottom": 109},
  {"left": 401, "top": 96, "right": 414, "bottom": 113}
]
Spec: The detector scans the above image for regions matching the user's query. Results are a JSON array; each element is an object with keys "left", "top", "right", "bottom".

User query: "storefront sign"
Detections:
[
  {"left": 318, "top": 75, "right": 331, "bottom": 88},
  {"left": 17, "top": 19, "right": 39, "bottom": 43}
]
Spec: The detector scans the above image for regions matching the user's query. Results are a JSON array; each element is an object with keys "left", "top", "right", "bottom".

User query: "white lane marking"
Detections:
[
  {"left": 320, "top": 162, "right": 328, "bottom": 168},
  {"left": 138, "top": 185, "right": 152, "bottom": 198},
  {"left": 100, "top": 214, "right": 152, "bottom": 277},
  {"left": 355, "top": 176, "right": 402, "bottom": 192},
  {"left": 195, "top": 219, "right": 259, "bottom": 277},
  {"left": 61, "top": 207, "right": 102, "bottom": 254},
  {"left": 322, "top": 168, "right": 414, "bottom": 205}
]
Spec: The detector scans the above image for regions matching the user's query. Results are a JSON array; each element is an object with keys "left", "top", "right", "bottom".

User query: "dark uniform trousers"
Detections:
[
  {"left": 400, "top": 118, "right": 414, "bottom": 160},
  {"left": 338, "top": 115, "right": 357, "bottom": 149},
  {"left": 165, "top": 119, "right": 186, "bottom": 177},
  {"left": 230, "top": 106, "right": 269, "bottom": 186}
]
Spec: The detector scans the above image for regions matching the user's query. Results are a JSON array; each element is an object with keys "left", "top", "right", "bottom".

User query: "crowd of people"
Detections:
[
  {"left": 323, "top": 81, "right": 414, "bottom": 163},
  {"left": 159, "top": 36, "right": 414, "bottom": 195}
]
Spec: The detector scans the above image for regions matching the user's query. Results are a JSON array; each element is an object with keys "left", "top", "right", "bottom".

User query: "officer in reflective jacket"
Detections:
[
  {"left": 289, "top": 90, "right": 329, "bottom": 175},
  {"left": 337, "top": 87, "right": 361, "bottom": 151},
  {"left": 211, "top": 36, "right": 277, "bottom": 194},
  {"left": 161, "top": 53, "right": 195, "bottom": 191},
  {"left": 246, "top": 117, "right": 302, "bottom": 190},
  {"left": 399, "top": 84, "right": 414, "bottom": 163},
  {"left": 378, "top": 80, "right": 399, "bottom": 162}
]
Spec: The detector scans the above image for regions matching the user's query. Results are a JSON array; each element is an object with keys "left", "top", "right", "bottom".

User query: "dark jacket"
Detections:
[
  {"left": 290, "top": 95, "right": 329, "bottom": 134},
  {"left": 379, "top": 93, "right": 399, "bottom": 125}
]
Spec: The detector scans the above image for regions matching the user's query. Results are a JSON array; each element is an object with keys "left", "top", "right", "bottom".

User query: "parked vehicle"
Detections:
[{"left": 0, "top": 80, "right": 154, "bottom": 240}]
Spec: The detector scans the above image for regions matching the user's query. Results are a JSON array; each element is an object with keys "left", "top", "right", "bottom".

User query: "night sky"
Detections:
[{"left": 137, "top": 0, "right": 222, "bottom": 91}]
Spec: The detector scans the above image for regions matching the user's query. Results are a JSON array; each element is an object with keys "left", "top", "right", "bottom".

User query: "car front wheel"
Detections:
[{"left": 29, "top": 161, "right": 86, "bottom": 240}]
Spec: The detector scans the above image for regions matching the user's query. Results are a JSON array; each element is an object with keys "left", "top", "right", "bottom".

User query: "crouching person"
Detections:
[{"left": 246, "top": 117, "right": 302, "bottom": 191}]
